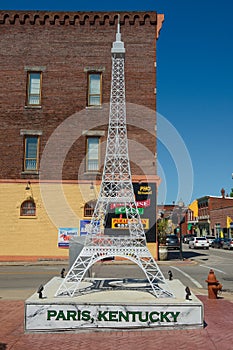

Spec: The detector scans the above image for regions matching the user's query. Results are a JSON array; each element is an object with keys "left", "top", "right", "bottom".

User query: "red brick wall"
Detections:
[
  {"left": 209, "top": 197, "right": 233, "bottom": 210},
  {"left": 209, "top": 197, "right": 233, "bottom": 229},
  {"left": 0, "top": 11, "right": 159, "bottom": 180}
]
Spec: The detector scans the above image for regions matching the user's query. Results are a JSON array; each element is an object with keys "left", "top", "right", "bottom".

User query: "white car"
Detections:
[
  {"left": 189, "top": 237, "right": 209, "bottom": 249},
  {"left": 205, "top": 235, "right": 215, "bottom": 245}
]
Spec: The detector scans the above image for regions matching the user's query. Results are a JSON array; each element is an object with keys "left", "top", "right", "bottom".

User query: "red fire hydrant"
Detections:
[{"left": 205, "top": 269, "right": 222, "bottom": 299}]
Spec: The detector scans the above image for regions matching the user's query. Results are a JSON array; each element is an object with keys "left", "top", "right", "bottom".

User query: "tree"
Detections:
[{"left": 157, "top": 218, "right": 169, "bottom": 245}]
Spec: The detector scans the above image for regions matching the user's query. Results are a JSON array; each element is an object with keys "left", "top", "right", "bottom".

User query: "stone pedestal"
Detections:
[{"left": 25, "top": 277, "right": 204, "bottom": 332}]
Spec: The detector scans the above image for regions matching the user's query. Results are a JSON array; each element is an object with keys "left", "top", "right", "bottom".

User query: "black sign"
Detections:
[{"left": 104, "top": 182, "right": 156, "bottom": 243}]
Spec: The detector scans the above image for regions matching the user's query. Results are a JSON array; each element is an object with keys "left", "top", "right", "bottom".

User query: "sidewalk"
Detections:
[
  {"left": 0, "top": 295, "right": 233, "bottom": 350},
  {"left": 1, "top": 257, "right": 233, "bottom": 349},
  {"left": 0, "top": 256, "right": 69, "bottom": 264}
]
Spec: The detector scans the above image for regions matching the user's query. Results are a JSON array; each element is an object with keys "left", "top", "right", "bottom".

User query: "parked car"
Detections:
[
  {"left": 222, "top": 238, "right": 233, "bottom": 250},
  {"left": 183, "top": 234, "right": 196, "bottom": 244},
  {"left": 189, "top": 237, "right": 209, "bottom": 249},
  {"left": 205, "top": 235, "right": 215, "bottom": 245},
  {"left": 166, "top": 234, "right": 180, "bottom": 249},
  {"left": 211, "top": 238, "right": 225, "bottom": 249}
]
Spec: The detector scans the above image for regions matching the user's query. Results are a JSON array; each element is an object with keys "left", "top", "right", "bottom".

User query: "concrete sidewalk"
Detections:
[{"left": 0, "top": 295, "right": 233, "bottom": 350}]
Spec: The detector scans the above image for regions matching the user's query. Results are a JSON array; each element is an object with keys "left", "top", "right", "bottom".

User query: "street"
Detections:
[
  {"left": 164, "top": 245, "right": 233, "bottom": 293},
  {"left": 0, "top": 264, "right": 65, "bottom": 300},
  {"left": 0, "top": 246, "right": 232, "bottom": 300}
]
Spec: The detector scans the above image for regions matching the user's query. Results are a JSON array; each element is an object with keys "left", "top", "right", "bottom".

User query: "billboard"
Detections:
[
  {"left": 58, "top": 228, "right": 78, "bottom": 248},
  {"left": 80, "top": 220, "right": 100, "bottom": 236},
  {"left": 80, "top": 220, "right": 92, "bottom": 236}
]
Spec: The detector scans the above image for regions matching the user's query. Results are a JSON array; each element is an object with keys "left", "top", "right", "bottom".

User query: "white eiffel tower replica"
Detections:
[{"left": 55, "top": 18, "right": 174, "bottom": 299}]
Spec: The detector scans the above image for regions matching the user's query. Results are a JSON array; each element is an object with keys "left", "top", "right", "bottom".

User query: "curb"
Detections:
[
  {"left": 0, "top": 258, "right": 197, "bottom": 266},
  {"left": 0, "top": 260, "right": 69, "bottom": 266}
]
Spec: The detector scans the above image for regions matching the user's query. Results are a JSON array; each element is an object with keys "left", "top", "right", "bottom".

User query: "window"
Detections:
[
  {"left": 88, "top": 73, "right": 102, "bottom": 106},
  {"left": 24, "top": 136, "right": 39, "bottom": 171},
  {"left": 20, "top": 200, "right": 36, "bottom": 216},
  {"left": 87, "top": 137, "right": 100, "bottom": 172},
  {"left": 27, "top": 72, "right": 42, "bottom": 105},
  {"left": 84, "top": 201, "right": 96, "bottom": 217}
]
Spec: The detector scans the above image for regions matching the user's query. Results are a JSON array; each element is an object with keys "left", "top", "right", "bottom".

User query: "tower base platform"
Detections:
[{"left": 25, "top": 277, "right": 204, "bottom": 332}]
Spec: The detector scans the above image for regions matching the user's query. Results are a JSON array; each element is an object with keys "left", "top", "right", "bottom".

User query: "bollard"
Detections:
[
  {"left": 168, "top": 270, "right": 173, "bottom": 280},
  {"left": 205, "top": 269, "right": 222, "bottom": 299},
  {"left": 185, "top": 286, "right": 192, "bottom": 300},
  {"left": 61, "top": 268, "right": 65, "bottom": 278},
  {"left": 37, "top": 284, "right": 44, "bottom": 299}
]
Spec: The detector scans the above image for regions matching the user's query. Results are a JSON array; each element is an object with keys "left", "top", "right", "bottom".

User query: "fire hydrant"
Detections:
[{"left": 205, "top": 269, "right": 222, "bottom": 299}]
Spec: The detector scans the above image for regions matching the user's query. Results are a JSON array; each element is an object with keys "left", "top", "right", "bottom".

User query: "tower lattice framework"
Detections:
[{"left": 55, "top": 18, "right": 174, "bottom": 298}]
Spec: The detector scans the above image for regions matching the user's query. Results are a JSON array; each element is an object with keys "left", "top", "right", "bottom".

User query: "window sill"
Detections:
[
  {"left": 85, "top": 106, "right": 102, "bottom": 110},
  {"left": 24, "top": 105, "right": 42, "bottom": 109},
  {"left": 84, "top": 171, "right": 101, "bottom": 175},
  {"left": 21, "top": 171, "right": 39, "bottom": 175},
  {"left": 19, "top": 216, "right": 38, "bottom": 219}
]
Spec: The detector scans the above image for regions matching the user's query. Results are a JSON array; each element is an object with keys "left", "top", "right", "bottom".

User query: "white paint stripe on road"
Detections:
[
  {"left": 170, "top": 266, "right": 203, "bottom": 289},
  {"left": 199, "top": 265, "right": 226, "bottom": 274}
]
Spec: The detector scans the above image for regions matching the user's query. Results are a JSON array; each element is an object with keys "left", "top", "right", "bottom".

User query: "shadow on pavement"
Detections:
[{"left": 167, "top": 249, "right": 208, "bottom": 260}]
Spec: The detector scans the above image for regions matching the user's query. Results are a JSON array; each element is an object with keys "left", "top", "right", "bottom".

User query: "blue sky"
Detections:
[{"left": 1, "top": 1, "right": 233, "bottom": 205}]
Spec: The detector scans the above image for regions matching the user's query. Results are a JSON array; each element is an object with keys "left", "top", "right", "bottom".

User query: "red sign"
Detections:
[
  {"left": 136, "top": 199, "right": 151, "bottom": 208},
  {"left": 110, "top": 199, "right": 150, "bottom": 210}
]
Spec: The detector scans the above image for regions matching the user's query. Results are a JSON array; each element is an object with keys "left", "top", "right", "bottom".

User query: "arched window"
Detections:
[
  {"left": 20, "top": 199, "right": 36, "bottom": 216},
  {"left": 84, "top": 201, "right": 96, "bottom": 217}
]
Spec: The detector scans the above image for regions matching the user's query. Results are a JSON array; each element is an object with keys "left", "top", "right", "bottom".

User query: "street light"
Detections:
[{"left": 177, "top": 200, "right": 185, "bottom": 260}]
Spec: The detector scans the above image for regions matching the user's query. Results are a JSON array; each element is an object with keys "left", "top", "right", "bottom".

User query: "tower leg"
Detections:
[{"left": 55, "top": 239, "right": 174, "bottom": 298}]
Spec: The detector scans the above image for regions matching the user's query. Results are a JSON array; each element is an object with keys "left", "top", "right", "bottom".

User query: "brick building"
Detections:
[
  {"left": 185, "top": 189, "right": 233, "bottom": 238},
  {"left": 197, "top": 189, "right": 233, "bottom": 237},
  {"left": 0, "top": 11, "right": 164, "bottom": 260}
]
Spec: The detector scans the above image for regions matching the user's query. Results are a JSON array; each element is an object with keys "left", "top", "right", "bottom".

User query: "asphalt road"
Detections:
[
  {"left": 165, "top": 245, "right": 233, "bottom": 293},
  {"left": 0, "top": 246, "right": 232, "bottom": 300}
]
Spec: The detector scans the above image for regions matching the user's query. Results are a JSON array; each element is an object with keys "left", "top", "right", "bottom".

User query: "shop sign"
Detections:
[
  {"left": 136, "top": 199, "right": 151, "bottom": 208},
  {"left": 136, "top": 185, "right": 152, "bottom": 195},
  {"left": 112, "top": 218, "right": 149, "bottom": 229},
  {"left": 115, "top": 207, "right": 144, "bottom": 215},
  {"left": 110, "top": 199, "right": 150, "bottom": 210}
]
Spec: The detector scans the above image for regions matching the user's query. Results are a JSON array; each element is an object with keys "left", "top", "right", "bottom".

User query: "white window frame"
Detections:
[
  {"left": 24, "top": 135, "right": 40, "bottom": 171},
  {"left": 86, "top": 137, "right": 100, "bottom": 172},
  {"left": 27, "top": 72, "right": 42, "bottom": 106},
  {"left": 88, "top": 73, "right": 102, "bottom": 106}
]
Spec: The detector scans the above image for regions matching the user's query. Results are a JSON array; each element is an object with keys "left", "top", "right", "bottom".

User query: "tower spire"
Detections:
[{"left": 111, "top": 14, "right": 125, "bottom": 54}]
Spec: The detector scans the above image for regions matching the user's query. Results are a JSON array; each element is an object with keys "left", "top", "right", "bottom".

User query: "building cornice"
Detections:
[{"left": 0, "top": 11, "right": 160, "bottom": 26}]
